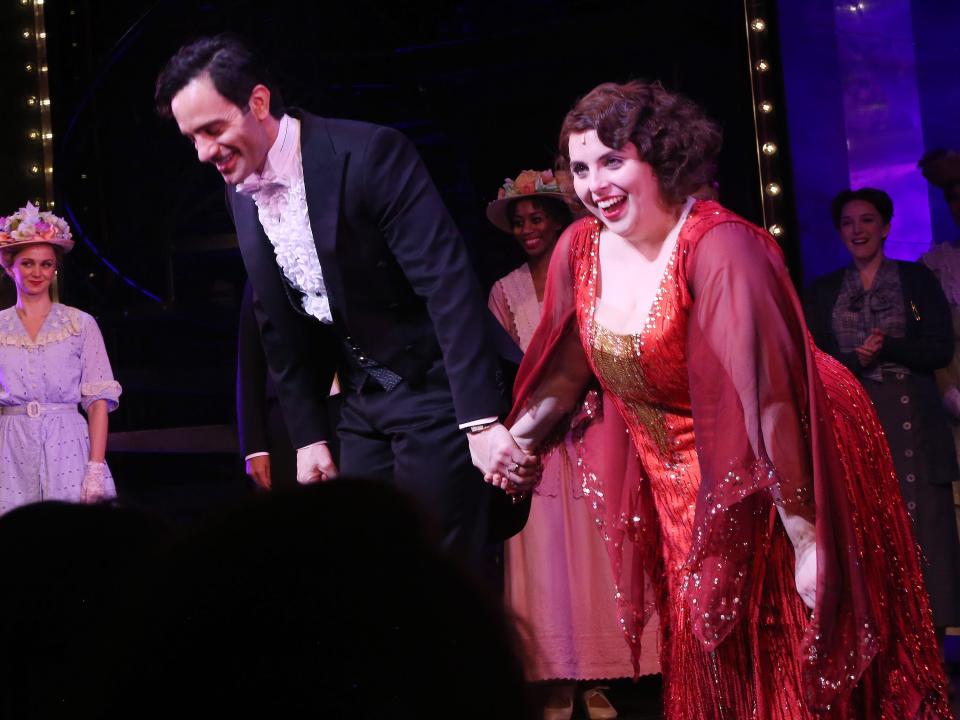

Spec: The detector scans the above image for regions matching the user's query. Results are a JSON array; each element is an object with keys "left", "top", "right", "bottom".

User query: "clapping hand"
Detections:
[{"left": 855, "top": 328, "right": 884, "bottom": 367}]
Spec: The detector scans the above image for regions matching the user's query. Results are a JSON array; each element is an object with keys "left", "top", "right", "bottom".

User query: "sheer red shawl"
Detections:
[{"left": 507, "top": 203, "right": 935, "bottom": 712}]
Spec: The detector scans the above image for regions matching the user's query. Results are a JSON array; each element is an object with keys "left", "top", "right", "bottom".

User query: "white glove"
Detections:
[
  {"left": 776, "top": 505, "right": 817, "bottom": 610},
  {"left": 794, "top": 540, "right": 817, "bottom": 610},
  {"left": 81, "top": 461, "right": 107, "bottom": 504},
  {"left": 295, "top": 441, "right": 339, "bottom": 484}
]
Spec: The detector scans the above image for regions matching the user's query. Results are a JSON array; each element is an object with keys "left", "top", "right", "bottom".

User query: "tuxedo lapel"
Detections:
[
  {"left": 232, "top": 192, "right": 275, "bottom": 279},
  {"left": 296, "top": 112, "right": 349, "bottom": 325},
  {"left": 231, "top": 191, "right": 307, "bottom": 316}
]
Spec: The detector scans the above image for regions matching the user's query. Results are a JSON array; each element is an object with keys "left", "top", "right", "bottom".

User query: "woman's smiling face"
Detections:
[
  {"left": 838, "top": 199, "right": 889, "bottom": 264},
  {"left": 567, "top": 130, "right": 664, "bottom": 241}
]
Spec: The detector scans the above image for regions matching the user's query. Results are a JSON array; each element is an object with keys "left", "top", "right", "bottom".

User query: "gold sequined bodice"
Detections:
[
  {"left": 590, "top": 323, "right": 672, "bottom": 455},
  {"left": 579, "top": 219, "right": 700, "bottom": 576}
]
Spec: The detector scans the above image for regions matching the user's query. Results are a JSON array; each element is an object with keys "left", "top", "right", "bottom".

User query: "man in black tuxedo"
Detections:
[{"left": 155, "top": 35, "right": 535, "bottom": 563}]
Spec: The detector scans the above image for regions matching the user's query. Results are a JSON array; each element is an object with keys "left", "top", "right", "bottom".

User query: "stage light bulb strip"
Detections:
[
  {"left": 744, "top": 0, "right": 786, "bottom": 240},
  {"left": 18, "top": 0, "right": 54, "bottom": 209},
  {"left": 16, "top": 0, "right": 57, "bottom": 300}
]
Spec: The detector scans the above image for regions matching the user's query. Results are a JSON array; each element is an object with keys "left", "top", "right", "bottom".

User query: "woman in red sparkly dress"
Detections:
[{"left": 489, "top": 81, "right": 951, "bottom": 719}]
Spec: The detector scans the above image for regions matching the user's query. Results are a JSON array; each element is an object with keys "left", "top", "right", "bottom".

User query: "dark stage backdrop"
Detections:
[{"left": 5, "top": 0, "right": 777, "bottom": 513}]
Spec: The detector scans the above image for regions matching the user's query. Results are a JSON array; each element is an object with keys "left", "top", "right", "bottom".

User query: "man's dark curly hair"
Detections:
[
  {"left": 154, "top": 33, "right": 284, "bottom": 119},
  {"left": 558, "top": 80, "right": 722, "bottom": 205}
]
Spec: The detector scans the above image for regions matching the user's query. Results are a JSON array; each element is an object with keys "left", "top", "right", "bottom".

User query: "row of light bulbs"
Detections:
[
  {"left": 12, "top": 9, "right": 790, "bottom": 230},
  {"left": 21, "top": 0, "right": 50, "bottom": 214},
  {"left": 19, "top": 0, "right": 54, "bottom": 204},
  {"left": 748, "top": 16, "right": 784, "bottom": 238}
]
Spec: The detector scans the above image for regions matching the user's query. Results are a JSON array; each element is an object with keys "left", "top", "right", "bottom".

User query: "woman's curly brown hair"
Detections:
[{"left": 558, "top": 80, "right": 722, "bottom": 205}]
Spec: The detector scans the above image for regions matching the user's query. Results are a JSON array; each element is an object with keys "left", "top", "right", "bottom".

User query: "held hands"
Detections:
[
  {"left": 466, "top": 422, "right": 540, "bottom": 493},
  {"left": 245, "top": 454, "right": 272, "bottom": 490},
  {"left": 295, "top": 441, "right": 339, "bottom": 484},
  {"left": 855, "top": 328, "right": 884, "bottom": 368},
  {"left": 80, "top": 461, "right": 107, "bottom": 504}
]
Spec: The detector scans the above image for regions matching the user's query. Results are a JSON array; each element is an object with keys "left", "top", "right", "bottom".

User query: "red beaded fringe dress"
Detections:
[{"left": 509, "top": 201, "right": 952, "bottom": 719}]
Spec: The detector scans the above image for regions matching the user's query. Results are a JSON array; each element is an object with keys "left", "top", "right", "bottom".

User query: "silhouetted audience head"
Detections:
[
  {"left": 0, "top": 501, "right": 170, "bottom": 718},
  {"left": 105, "top": 479, "right": 534, "bottom": 719}
]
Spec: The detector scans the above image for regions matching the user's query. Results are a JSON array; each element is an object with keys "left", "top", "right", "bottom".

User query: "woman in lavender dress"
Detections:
[{"left": 0, "top": 203, "right": 120, "bottom": 514}]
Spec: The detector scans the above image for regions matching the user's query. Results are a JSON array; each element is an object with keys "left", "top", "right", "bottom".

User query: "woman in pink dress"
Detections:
[
  {"left": 486, "top": 81, "right": 951, "bottom": 718},
  {"left": 487, "top": 170, "right": 659, "bottom": 720}
]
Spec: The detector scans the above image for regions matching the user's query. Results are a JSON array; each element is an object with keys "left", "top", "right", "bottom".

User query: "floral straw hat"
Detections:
[
  {"left": 919, "top": 149, "right": 960, "bottom": 191},
  {"left": 0, "top": 202, "right": 74, "bottom": 253},
  {"left": 485, "top": 169, "right": 575, "bottom": 234}
]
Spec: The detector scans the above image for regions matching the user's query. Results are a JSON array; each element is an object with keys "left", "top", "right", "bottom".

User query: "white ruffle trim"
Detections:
[
  {"left": 255, "top": 170, "right": 332, "bottom": 323},
  {"left": 80, "top": 380, "right": 122, "bottom": 398},
  {"left": 0, "top": 304, "right": 83, "bottom": 348}
]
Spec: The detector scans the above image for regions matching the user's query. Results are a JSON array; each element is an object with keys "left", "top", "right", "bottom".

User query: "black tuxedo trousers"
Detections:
[{"left": 336, "top": 359, "right": 492, "bottom": 573}]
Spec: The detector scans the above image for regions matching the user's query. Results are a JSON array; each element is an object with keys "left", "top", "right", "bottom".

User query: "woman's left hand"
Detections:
[
  {"left": 483, "top": 450, "right": 541, "bottom": 493},
  {"left": 80, "top": 461, "right": 107, "bottom": 503},
  {"left": 794, "top": 540, "right": 817, "bottom": 610}
]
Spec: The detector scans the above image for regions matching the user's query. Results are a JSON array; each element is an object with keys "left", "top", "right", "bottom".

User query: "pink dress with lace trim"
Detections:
[{"left": 489, "top": 265, "right": 659, "bottom": 681}]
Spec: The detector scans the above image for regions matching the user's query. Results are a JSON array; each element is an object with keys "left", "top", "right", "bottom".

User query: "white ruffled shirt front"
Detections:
[{"left": 237, "top": 114, "right": 333, "bottom": 324}]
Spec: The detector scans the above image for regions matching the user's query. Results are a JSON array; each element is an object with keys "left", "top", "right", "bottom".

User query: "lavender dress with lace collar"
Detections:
[{"left": 0, "top": 303, "right": 120, "bottom": 513}]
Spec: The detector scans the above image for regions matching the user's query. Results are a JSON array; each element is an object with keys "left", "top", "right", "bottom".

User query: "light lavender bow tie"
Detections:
[{"left": 236, "top": 174, "right": 288, "bottom": 198}]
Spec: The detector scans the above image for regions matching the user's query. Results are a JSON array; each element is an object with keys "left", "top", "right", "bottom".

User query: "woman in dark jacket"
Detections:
[{"left": 804, "top": 187, "right": 960, "bottom": 637}]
